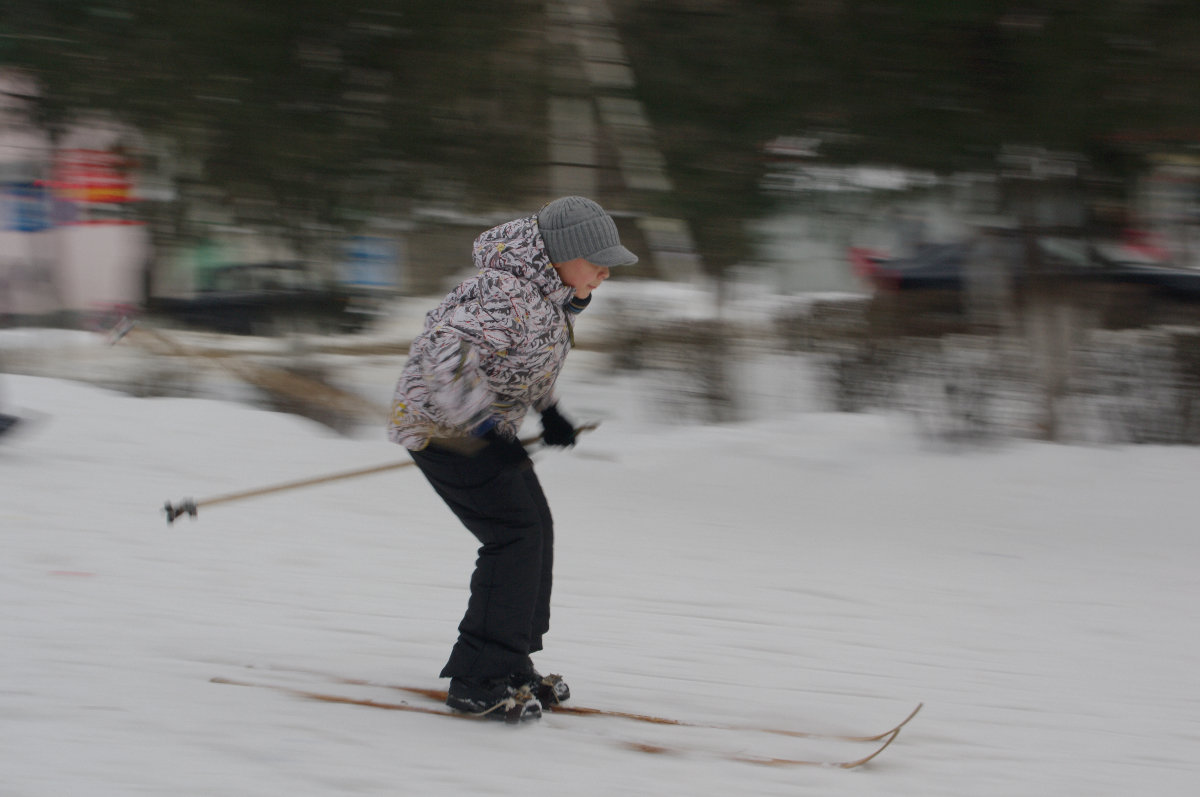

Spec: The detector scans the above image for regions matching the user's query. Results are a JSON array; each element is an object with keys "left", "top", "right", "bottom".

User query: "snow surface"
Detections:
[{"left": 3, "top": 341, "right": 1200, "bottom": 796}]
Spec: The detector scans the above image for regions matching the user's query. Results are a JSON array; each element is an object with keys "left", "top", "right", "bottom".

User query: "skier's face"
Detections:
[{"left": 553, "top": 258, "right": 610, "bottom": 300}]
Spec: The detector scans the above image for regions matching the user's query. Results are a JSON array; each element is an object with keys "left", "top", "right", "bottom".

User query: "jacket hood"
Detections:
[{"left": 472, "top": 215, "right": 571, "bottom": 302}]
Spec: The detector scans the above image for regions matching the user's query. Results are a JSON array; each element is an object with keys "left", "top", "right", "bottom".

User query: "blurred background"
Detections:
[{"left": 2, "top": 0, "right": 1200, "bottom": 443}]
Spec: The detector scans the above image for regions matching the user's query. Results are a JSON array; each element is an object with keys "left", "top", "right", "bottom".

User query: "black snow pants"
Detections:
[{"left": 410, "top": 441, "right": 554, "bottom": 681}]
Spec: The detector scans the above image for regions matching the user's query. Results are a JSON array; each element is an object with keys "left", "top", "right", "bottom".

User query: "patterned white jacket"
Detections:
[{"left": 387, "top": 215, "right": 582, "bottom": 450}]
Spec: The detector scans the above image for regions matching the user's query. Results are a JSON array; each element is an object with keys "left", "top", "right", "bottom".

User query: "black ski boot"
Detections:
[
  {"left": 512, "top": 671, "right": 570, "bottom": 707},
  {"left": 446, "top": 677, "right": 542, "bottom": 723}
]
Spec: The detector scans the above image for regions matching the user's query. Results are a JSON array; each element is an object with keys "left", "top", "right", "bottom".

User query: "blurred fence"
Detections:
[
  {"left": 608, "top": 291, "right": 1200, "bottom": 446},
  {"left": 6, "top": 287, "right": 1200, "bottom": 445}
]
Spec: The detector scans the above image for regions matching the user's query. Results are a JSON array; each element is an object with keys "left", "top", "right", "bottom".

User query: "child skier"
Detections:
[{"left": 388, "top": 196, "right": 637, "bottom": 720}]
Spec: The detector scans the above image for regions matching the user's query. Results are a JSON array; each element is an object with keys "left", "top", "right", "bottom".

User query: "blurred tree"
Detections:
[
  {"left": 0, "top": 0, "right": 545, "bottom": 259},
  {"left": 5, "top": 2, "right": 1199, "bottom": 293},
  {"left": 611, "top": 0, "right": 787, "bottom": 277},
  {"left": 616, "top": 0, "right": 1200, "bottom": 438},
  {"left": 616, "top": 0, "right": 1200, "bottom": 262}
]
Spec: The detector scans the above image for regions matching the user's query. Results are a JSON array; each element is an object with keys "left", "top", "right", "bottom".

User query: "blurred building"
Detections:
[{"left": 0, "top": 123, "right": 148, "bottom": 324}]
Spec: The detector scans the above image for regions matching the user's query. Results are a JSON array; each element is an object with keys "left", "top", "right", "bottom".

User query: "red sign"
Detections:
[{"left": 40, "top": 149, "right": 136, "bottom": 204}]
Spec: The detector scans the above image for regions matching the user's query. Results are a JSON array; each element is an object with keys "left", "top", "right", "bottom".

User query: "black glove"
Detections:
[
  {"left": 540, "top": 404, "right": 577, "bottom": 448},
  {"left": 480, "top": 428, "right": 529, "bottom": 465}
]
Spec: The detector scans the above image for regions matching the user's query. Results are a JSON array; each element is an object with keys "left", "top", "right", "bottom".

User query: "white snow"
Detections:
[{"left": 3, "top": 325, "right": 1199, "bottom": 796}]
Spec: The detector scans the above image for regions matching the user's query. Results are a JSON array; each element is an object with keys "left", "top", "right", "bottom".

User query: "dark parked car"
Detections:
[
  {"left": 850, "top": 237, "right": 1200, "bottom": 298},
  {"left": 147, "top": 262, "right": 380, "bottom": 336},
  {"left": 850, "top": 243, "right": 972, "bottom": 292}
]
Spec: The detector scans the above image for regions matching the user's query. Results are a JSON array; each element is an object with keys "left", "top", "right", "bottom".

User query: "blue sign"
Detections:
[
  {"left": 341, "top": 235, "right": 399, "bottom": 289},
  {"left": 1, "top": 182, "right": 52, "bottom": 232}
]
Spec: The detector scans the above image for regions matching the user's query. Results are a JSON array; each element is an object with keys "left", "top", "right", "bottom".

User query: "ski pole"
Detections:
[
  {"left": 163, "top": 459, "right": 417, "bottom": 524},
  {"left": 110, "top": 318, "right": 388, "bottom": 422},
  {"left": 162, "top": 423, "right": 598, "bottom": 524}
]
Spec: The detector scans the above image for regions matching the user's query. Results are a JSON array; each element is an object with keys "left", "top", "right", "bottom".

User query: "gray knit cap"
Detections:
[{"left": 537, "top": 196, "right": 638, "bottom": 267}]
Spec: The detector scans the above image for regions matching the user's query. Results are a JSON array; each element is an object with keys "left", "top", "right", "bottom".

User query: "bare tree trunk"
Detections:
[{"left": 1024, "top": 284, "right": 1074, "bottom": 441}]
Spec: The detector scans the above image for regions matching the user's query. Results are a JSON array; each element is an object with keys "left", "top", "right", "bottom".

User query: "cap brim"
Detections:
[{"left": 585, "top": 244, "right": 639, "bottom": 267}]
